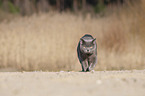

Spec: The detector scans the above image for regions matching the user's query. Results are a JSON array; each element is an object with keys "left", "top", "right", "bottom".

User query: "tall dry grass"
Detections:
[{"left": 0, "top": 1, "right": 145, "bottom": 71}]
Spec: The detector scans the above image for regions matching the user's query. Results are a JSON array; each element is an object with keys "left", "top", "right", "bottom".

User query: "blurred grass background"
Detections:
[{"left": 0, "top": 0, "right": 145, "bottom": 71}]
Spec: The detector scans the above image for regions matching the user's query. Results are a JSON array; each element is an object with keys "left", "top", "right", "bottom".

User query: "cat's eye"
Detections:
[{"left": 90, "top": 46, "right": 93, "bottom": 48}]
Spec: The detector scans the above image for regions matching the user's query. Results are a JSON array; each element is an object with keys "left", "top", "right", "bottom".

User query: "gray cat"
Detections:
[{"left": 77, "top": 34, "right": 97, "bottom": 72}]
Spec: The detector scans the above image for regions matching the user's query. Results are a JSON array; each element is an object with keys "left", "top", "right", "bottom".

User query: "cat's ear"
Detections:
[
  {"left": 92, "top": 38, "right": 96, "bottom": 44},
  {"left": 80, "top": 38, "right": 85, "bottom": 45}
]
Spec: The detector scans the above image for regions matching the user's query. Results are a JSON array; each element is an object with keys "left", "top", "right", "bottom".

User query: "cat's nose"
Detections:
[{"left": 87, "top": 50, "right": 89, "bottom": 52}]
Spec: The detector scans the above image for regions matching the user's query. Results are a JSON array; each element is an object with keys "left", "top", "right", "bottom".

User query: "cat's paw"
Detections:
[{"left": 90, "top": 70, "right": 95, "bottom": 73}]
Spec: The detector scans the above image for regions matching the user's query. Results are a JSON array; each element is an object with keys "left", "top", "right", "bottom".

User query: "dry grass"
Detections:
[{"left": 0, "top": 1, "right": 145, "bottom": 71}]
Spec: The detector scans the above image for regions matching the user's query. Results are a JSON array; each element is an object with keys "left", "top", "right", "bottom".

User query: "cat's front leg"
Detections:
[
  {"left": 88, "top": 56, "right": 97, "bottom": 71},
  {"left": 88, "top": 63, "right": 94, "bottom": 71},
  {"left": 81, "top": 60, "right": 88, "bottom": 72}
]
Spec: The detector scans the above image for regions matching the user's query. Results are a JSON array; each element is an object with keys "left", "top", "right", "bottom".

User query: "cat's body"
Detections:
[{"left": 77, "top": 34, "right": 97, "bottom": 72}]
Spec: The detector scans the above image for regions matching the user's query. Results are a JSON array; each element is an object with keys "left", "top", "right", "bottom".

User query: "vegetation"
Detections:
[{"left": 0, "top": 0, "right": 129, "bottom": 15}]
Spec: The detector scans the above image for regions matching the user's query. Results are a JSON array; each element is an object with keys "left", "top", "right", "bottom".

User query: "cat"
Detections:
[{"left": 77, "top": 34, "right": 97, "bottom": 72}]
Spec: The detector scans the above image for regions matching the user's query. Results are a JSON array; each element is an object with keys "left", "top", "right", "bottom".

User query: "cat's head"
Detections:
[{"left": 79, "top": 38, "right": 96, "bottom": 55}]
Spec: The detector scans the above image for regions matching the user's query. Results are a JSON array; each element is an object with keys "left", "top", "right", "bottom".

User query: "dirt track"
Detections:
[{"left": 0, "top": 70, "right": 145, "bottom": 96}]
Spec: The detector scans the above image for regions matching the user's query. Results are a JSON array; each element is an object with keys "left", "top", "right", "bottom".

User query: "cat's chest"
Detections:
[{"left": 87, "top": 54, "right": 96, "bottom": 61}]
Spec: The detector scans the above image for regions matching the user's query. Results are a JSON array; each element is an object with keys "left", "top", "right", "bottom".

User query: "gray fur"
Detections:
[{"left": 77, "top": 34, "right": 97, "bottom": 72}]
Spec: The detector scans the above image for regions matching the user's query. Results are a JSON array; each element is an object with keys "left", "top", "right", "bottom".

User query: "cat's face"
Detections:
[{"left": 80, "top": 38, "right": 96, "bottom": 55}]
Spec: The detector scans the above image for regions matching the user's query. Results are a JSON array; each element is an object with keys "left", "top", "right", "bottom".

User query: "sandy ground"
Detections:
[{"left": 0, "top": 70, "right": 145, "bottom": 96}]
